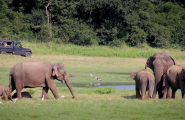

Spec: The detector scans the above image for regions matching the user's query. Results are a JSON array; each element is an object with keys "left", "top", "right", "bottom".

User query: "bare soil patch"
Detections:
[
  {"left": 32, "top": 55, "right": 185, "bottom": 65},
  {"left": 32, "top": 55, "right": 101, "bottom": 60}
]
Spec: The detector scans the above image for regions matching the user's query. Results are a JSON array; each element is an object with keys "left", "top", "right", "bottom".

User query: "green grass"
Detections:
[
  {"left": 21, "top": 41, "right": 185, "bottom": 60},
  {"left": 0, "top": 88, "right": 184, "bottom": 120},
  {"left": 0, "top": 50, "right": 185, "bottom": 119}
]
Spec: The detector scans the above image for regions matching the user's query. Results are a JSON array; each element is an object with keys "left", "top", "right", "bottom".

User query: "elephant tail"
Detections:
[
  {"left": 9, "top": 72, "right": 13, "bottom": 93},
  {"left": 170, "top": 56, "right": 176, "bottom": 65}
]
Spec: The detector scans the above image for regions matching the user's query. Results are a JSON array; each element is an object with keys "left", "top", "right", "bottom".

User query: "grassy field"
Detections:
[
  {"left": 21, "top": 41, "right": 185, "bottom": 60},
  {"left": 0, "top": 48, "right": 185, "bottom": 119}
]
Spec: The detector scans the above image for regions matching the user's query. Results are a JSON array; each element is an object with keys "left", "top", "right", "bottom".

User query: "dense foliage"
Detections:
[{"left": 0, "top": 0, "right": 185, "bottom": 48}]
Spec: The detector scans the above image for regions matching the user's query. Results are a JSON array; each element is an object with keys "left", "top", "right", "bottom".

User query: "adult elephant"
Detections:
[
  {"left": 9, "top": 61, "right": 76, "bottom": 100},
  {"left": 145, "top": 52, "right": 176, "bottom": 99},
  {"left": 130, "top": 69, "right": 154, "bottom": 100},
  {"left": 163, "top": 65, "right": 185, "bottom": 99},
  {"left": 0, "top": 84, "right": 12, "bottom": 101}
]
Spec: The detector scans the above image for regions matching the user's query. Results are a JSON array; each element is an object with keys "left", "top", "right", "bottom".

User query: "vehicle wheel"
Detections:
[
  {"left": 25, "top": 52, "right": 31, "bottom": 57},
  {"left": 1, "top": 51, "right": 7, "bottom": 54}
]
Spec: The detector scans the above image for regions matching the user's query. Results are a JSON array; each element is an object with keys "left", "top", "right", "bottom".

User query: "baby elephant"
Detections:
[
  {"left": 0, "top": 84, "right": 12, "bottom": 101},
  {"left": 130, "top": 69, "right": 154, "bottom": 100},
  {"left": 163, "top": 65, "right": 185, "bottom": 99}
]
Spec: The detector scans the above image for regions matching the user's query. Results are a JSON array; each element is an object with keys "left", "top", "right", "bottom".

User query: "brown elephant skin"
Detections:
[
  {"left": 130, "top": 69, "right": 154, "bottom": 100},
  {"left": 9, "top": 61, "right": 76, "bottom": 100},
  {"left": 163, "top": 65, "right": 185, "bottom": 99},
  {"left": 145, "top": 52, "right": 176, "bottom": 99},
  {"left": 0, "top": 84, "right": 12, "bottom": 101}
]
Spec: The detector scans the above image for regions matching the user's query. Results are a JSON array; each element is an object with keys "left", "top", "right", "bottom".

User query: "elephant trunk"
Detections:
[
  {"left": 9, "top": 94, "right": 12, "bottom": 101},
  {"left": 64, "top": 72, "right": 76, "bottom": 99}
]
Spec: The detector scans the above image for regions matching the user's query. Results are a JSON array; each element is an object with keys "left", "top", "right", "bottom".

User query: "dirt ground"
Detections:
[{"left": 32, "top": 55, "right": 108, "bottom": 60}]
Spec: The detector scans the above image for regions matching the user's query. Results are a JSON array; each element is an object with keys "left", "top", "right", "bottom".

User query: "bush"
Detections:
[
  {"left": 27, "top": 89, "right": 35, "bottom": 95},
  {"left": 95, "top": 87, "right": 115, "bottom": 94}
]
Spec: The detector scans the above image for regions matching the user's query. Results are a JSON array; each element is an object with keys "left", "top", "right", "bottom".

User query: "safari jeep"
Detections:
[{"left": 0, "top": 40, "right": 32, "bottom": 57}]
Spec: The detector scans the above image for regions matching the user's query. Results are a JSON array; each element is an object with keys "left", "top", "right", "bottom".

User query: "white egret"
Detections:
[
  {"left": 42, "top": 95, "right": 44, "bottom": 101},
  {"left": 90, "top": 74, "right": 93, "bottom": 77},
  {"left": 14, "top": 98, "right": 18, "bottom": 102}
]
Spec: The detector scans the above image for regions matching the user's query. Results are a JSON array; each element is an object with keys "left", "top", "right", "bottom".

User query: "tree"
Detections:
[{"left": 45, "top": 2, "right": 52, "bottom": 38}]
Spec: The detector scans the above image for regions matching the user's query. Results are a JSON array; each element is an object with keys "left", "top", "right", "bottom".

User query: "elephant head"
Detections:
[
  {"left": 52, "top": 63, "right": 76, "bottom": 98},
  {"left": 4, "top": 87, "right": 12, "bottom": 101},
  {"left": 130, "top": 72, "right": 136, "bottom": 79},
  {"left": 52, "top": 63, "right": 66, "bottom": 82},
  {"left": 145, "top": 56, "right": 155, "bottom": 71}
]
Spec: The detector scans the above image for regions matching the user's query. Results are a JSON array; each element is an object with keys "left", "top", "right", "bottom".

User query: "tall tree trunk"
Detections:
[{"left": 45, "top": 2, "right": 52, "bottom": 38}]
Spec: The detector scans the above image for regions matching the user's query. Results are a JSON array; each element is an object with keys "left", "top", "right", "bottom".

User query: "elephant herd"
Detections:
[
  {"left": 130, "top": 52, "right": 185, "bottom": 100},
  {"left": 0, "top": 52, "right": 185, "bottom": 102}
]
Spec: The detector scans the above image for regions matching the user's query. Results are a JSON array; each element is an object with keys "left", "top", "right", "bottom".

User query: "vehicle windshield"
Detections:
[{"left": 15, "top": 43, "right": 22, "bottom": 48}]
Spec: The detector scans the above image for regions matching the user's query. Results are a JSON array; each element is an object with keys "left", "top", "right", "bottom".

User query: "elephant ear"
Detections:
[
  {"left": 130, "top": 72, "right": 136, "bottom": 79},
  {"left": 145, "top": 56, "right": 155, "bottom": 70},
  {"left": 52, "top": 66, "right": 59, "bottom": 76}
]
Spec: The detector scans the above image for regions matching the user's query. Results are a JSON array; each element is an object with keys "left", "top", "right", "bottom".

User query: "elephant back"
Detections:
[{"left": 154, "top": 52, "right": 176, "bottom": 65}]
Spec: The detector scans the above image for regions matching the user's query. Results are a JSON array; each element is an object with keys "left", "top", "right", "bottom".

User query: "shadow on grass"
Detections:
[{"left": 121, "top": 95, "right": 136, "bottom": 99}]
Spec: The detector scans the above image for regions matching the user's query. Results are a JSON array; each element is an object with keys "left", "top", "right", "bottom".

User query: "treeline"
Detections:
[{"left": 0, "top": 0, "right": 185, "bottom": 48}]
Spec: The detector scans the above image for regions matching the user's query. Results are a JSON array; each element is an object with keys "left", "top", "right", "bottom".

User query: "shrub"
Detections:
[
  {"left": 27, "top": 89, "right": 35, "bottom": 95},
  {"left": 95, "top": 87, "right": 115, "bottom": 94}
]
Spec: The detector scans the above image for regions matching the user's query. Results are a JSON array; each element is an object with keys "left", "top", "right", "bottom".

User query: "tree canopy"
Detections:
[{"left": 0, "top": 0, "right": 185, "bottom": 48}]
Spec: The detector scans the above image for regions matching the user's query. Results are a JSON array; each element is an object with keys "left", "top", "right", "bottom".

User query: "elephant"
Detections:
[
  {"left": 130, "top": 69, "right": 154, "bottom": 100},
  {"left": 145, "top": 52, "right": 176, "bottom": 99},
  {"left": 9, "top": 61, "right": 76, "bottom": 100},
  {"left": 0, "top": 84, "right": 12, "bottom": 101},
  {"left": 163, "top": 65, "right": 185, "bottom": 99}
]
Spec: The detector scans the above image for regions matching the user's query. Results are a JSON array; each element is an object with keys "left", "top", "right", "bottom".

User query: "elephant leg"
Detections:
[
  {"left": 0, "top": 96, "right": 1, "bottom": 100},
  {"left": 152, "top": 70, "right": 163, "bottom": 99},
  {"left": 181, "top": 85, "right": 185, "bottom": 99},
  {"left": 163, "top": 87, "right": 169, "bottom": 99},
  {"left": 182, "top": 89, "right": 185, "bottom": 99},
  {"left": 162, "top": 74, "right": 171, "bottom": 99},
  {"left": 17, "top": 89, "right": 22, "bottom": 99},
  {"left": 136, "top": 86, "right": 141, "bottom": 99},
  {"left": 179, "top": 81, "right": 185, "bottom": 99},
  {"left": 42, "top": 86, "right": 49, "bottom": 99},
  {"left": 166, "top": 88, "right": 171, "bottom": 99},
  {"left": 172, "top": 88, "right": 177, "bottom": 99},
  {"left": 16, "top": 83, "right": 23, "bottom": 99},
  {"left": 141, "top": 85, "right": 147, "bottom": 100},
  {"left": 148, "top": 86, "right": 153, "bottom": 100},
  {"left": 47, "top": 79, "right": 59, "bottom": 99},
  {"left": 144, "top": 92, "right": 147, "bottom": 99},
  {"left": 158, "top": 80, "right": 164, "bottom": 99},
  {"left": 3, "top": 93, "right": 8, "bottom": 101}
]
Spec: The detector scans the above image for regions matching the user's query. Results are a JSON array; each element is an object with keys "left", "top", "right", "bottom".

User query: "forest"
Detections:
[{"left": 0, "top": 0, "right": 185, "bottom": 48}]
